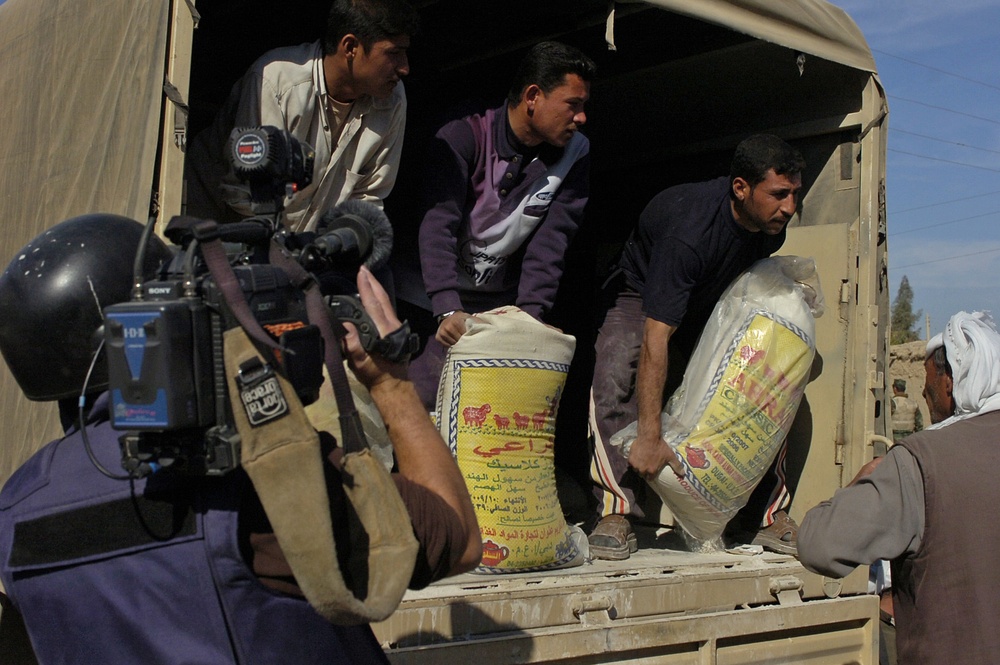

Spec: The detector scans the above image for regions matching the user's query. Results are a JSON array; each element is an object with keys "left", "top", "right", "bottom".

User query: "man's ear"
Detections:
[
  {"left": 731, "top": 176, "right": 750, "bottom": 203},
  {"left": 340, "top": 34, "right": 360, "bottom": 60},
  {"left": 944, "top": 373, "right": 956, "bottom": 413},
  {"left": 523, "top": 84, "right": 542, "bottom": 112}
]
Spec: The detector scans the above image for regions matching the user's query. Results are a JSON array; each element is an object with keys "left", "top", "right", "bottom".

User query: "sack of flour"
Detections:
[
  {"left": 437, "top": 306, "right": 586, "bottom": 573},
  {"left": 611, "top": 256, "right": 823, "bottom": 544}
]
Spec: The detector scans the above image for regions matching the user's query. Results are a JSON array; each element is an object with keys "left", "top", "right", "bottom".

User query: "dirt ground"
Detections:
[{"left": 889, "top": 340, "right": 931, "bottom": 434}]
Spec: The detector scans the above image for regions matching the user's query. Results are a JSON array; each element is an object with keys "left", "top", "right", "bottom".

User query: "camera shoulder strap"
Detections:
[
  {"left": 197, "top": 229, "right": 366, "bottom": 454},
  {"left": 266, "top": 240, "right": 369, "bottom": 454},
  {"left": 198, "top": 231, "right": 283, "bottom": 354},
  {"left": 224, "top": 326, "right": 417, "bottom": 625}
]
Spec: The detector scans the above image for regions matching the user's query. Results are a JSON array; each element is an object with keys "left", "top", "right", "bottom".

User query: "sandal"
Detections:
[
  {"left": 588, "top": 514, "right": 638, "bottom": 560},
  {"left": 751, "top": 511, "right": 798, "bottom": 555}
]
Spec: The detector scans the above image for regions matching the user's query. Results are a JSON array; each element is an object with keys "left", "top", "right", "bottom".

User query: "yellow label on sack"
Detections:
[
  {"left": 673, "top": 313, "right": 812, "bottom": 514},
  {"left": 447, "top": 361, "right": 577, "bottom": 570}
]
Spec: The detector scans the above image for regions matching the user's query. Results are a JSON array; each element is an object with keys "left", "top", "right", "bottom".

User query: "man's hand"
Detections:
[
  {"left": 342, "top": 265, "right": 408, "bottom": 390},
  {"left": 628, "top": 432, "right": 684, "bottom": 479},
  {"left": 344, "top": 266, "right": 482, "bottom": 575},
  {"left": 435, "top": 311, "right": 478, "bottom": 347}
]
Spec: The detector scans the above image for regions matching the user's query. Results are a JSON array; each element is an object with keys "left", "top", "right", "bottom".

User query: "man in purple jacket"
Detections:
[{"left": 397, "top": 41, "right": 595, "bottom": 409}]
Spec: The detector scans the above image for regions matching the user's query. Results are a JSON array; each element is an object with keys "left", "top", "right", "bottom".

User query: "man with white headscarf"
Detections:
[{"left": 798, "top": 310, "right": 1000, "bottom": 665}]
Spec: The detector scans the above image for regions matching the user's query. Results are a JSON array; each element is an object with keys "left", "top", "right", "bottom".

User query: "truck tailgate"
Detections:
[{"left": 373, "top": 543, "right": 876, "bottom": 664}]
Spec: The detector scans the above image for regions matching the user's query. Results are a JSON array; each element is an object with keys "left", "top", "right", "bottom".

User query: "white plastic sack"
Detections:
[{"left": 611, "top": 256, "right": 823, "bottom": 545}]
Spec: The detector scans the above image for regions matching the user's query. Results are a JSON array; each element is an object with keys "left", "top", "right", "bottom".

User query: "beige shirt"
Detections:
[
  {"left": 186, "top": 41, "right": 406, "bottom": 232},
  {"left": 891, "top": 394, "right": 920, "bottom": 432}
]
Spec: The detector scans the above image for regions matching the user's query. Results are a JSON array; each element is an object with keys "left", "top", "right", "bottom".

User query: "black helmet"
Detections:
[{"left": 0, "top": 214, "right": 173, "bottom": 401}]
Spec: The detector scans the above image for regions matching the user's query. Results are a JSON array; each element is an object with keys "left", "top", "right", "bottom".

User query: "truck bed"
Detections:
[{"left": 373, "top": 526, "right": 876, "bottom": 664}]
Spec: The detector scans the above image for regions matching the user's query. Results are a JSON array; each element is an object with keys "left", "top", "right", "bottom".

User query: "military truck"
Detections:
[{"left": 0, "top": 1, "right": 890, "bottom": 662}]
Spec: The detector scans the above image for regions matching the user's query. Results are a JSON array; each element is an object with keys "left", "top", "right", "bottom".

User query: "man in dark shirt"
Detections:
[{"left": 588, "top": 134, "right": 805, "bottom": 560}]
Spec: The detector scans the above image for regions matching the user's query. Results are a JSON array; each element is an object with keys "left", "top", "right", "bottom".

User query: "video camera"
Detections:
[{"left": 103, "top": 126, "right": 409, "bottom": 478}]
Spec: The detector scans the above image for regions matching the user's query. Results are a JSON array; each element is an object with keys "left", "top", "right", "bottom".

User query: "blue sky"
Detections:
[{"left": 834, "top": 0, "right": 1000, "bottom": 339}]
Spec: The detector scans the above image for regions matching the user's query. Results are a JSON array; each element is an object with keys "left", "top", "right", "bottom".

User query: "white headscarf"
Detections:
[{"left": 925, "top": 310, "right": 1000, "bottom": 430}]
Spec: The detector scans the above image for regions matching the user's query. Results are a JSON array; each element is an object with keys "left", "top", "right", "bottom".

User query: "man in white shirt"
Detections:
[{"left": 186, "top": 0, "right": 419, "bottom": 232}]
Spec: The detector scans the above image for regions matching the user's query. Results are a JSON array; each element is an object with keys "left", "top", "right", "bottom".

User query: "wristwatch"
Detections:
[{"left": 436, "top": 310, "right": 457, "bottom": 324}]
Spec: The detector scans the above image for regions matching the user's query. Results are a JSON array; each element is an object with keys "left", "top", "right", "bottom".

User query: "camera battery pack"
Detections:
[{"left": 105, "top": 299, "right": 214, "bottom": 430}]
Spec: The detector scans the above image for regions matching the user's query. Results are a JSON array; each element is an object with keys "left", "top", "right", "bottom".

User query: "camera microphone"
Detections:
[
  {"left": 229, "top": 127, "right": 314, "bottom": 204},
  {"left": 309, "top": 200, "right": 394, "bottom": 271}
]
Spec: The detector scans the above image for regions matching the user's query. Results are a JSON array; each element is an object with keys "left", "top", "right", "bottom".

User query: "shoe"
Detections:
[
  {"left": 588, "top": 514, "right": 638, "bottom": 560},
  {"left": 751, "top": 511, "right": 798, "bottom": 555}
]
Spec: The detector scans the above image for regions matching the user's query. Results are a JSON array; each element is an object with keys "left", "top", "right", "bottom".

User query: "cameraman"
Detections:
[{"left": 0, "top": 215, "right": 480, "bottom": 664}]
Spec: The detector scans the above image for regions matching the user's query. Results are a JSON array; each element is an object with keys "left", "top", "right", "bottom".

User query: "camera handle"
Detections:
[
  {"left": 326, "top": 295, "right": 419, "bottom": 364},
  {"left": 194, "top": 218, "right": 368, "bottom": 453},
  {"left": 195, "top": 220, "right": 285, "bottom": 356},
  {"left": 265, "top": 238, "right": 370, "bottom": 454}
]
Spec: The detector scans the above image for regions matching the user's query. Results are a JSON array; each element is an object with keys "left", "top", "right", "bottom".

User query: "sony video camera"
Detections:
[{"left": 103, "top": 126, "right": 396, "bottom": 477}]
